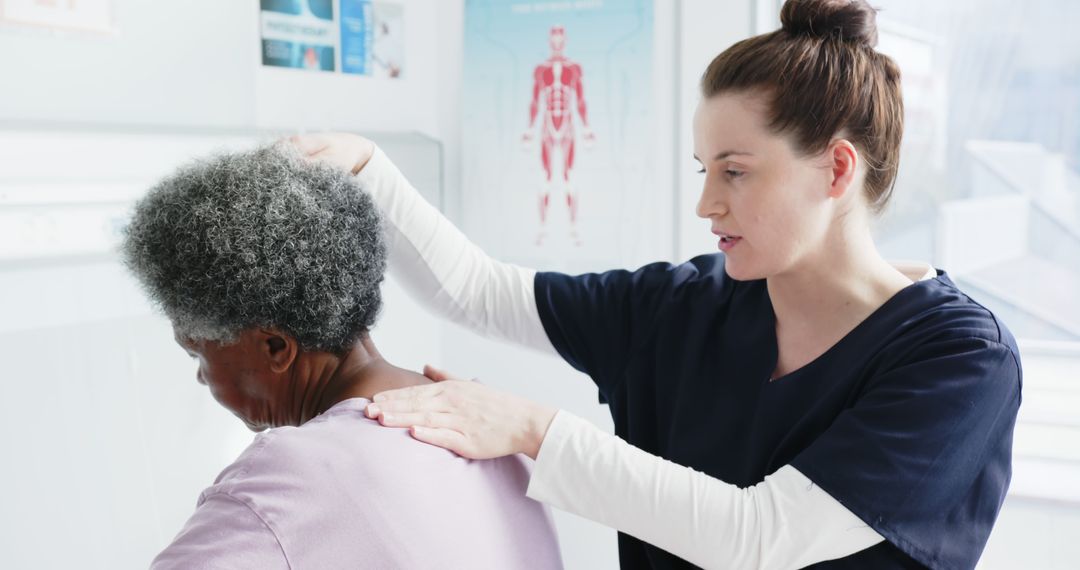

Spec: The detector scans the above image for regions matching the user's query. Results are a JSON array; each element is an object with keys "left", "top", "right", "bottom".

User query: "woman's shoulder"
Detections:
[
  {"left": 210, "top": 400, "right": 520, "bottom": 488},
  {"left": 904, "top": 270, "right": 1018, "bottom": 350},
  {"left": 619, "top": 252, "right": 761, "bottom": 299},
  {"left": 868, "top": 270, "right": 1022, "bottom": 387},
  {"left": 537, "top": 252, "right": 762, "bottom": 298}
]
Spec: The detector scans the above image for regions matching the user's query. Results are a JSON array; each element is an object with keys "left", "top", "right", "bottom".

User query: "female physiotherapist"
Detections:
[{"left": 295, "top": 1, "right": 1021, "bottom": 568}]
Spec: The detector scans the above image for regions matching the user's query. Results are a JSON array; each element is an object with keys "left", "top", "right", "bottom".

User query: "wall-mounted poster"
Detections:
[
  {"left": 339, "top": 0, "right": 372, "bottom": 74},
  {"left": 340, "top": 1, "right": 404, "bottom": 78},
  {"left": 462, "top": 0, "right": 654, "bottom": 268},
  {"left": 261, "top": 0, "right": 337, "bottom": 72},
  {"left": 370, "top": 2, "right": 404, "bottom": 78}
]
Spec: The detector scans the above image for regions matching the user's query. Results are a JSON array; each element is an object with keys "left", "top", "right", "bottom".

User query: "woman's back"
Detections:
[{"left": 151, "top": 397, "right": 563, "bottom": 569}]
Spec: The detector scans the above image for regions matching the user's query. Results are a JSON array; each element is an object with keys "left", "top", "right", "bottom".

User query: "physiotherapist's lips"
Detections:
[{"left": 712, "top": 229, "right": 743, "bottom": 252}]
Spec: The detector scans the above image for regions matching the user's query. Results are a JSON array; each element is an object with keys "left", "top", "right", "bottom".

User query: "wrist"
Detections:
[
  {"left": 522, "top": 405, "right": 558, "bottom": 460},
  {"left": 351, "top": 141, "right": 376, "bottom": 175}
]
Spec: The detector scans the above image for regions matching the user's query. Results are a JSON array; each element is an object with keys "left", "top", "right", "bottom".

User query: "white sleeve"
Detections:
[
  {"left": 527, "top": 411, "right": 885, "bottom": 570},
  {"left": 354, "top": 147, "right": 556, "bottom": 355}
]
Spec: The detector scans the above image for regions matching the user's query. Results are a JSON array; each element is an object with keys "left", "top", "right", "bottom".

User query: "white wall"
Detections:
[
  {"left": 980, "top": 496, "right": 1080, "bottom": 570},
  {"left": 0, "top": 127, "right": 446, "bottom": 567},
  {"left": 0, "top": 0, "right": 445, "bottom": 134},
  {"left": 0, "top": 0, "right": 254, "bottom": 127},
  {"left": 433, "top": 0, "right": 466, "bottom": 223},
  {"left": 0, "top": 0, "right": 453, "bottom": 564},
  {"left": 977, "top": 345, "right": 1080, "bottom": 569},
  {"left": 0, "top": 130, "right": 259, "bottom": 567},
  {"left": 676, "top": 0, "right": 754, "bottom": 261}
]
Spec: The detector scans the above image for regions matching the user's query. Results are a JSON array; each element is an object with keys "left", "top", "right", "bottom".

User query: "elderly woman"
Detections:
[{"left": 122, "top": 145, "right": 562, "bottom": 569}]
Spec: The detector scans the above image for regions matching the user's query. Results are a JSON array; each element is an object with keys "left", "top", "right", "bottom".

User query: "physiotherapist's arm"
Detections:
[
  {"left": 353, "top": 144, "right": 886, "bottom": 566},
  {"left": 528, "top": 411, "right": 885, "bottom": 570},
  {"left": 151, "top": 493, "right": 288, "bottom": 570},
  {"left": 354, "top": 146, "right": 556, "bottom": 355}
]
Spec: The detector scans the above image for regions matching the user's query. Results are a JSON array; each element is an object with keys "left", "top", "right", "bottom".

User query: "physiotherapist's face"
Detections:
[
  {"left": 174, "top": 329, "right": 276, "bottom": 432},
  {"left": 692, "top": 91, "right": 837, "bottom": 281}
]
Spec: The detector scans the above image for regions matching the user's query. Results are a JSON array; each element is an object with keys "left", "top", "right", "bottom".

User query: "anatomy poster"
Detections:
[
  {"left": 462, "top": 0, "right": 655, "bottom": 269},
  {"left": 261, "top": 0, "right": 337, "bottom": 72}
]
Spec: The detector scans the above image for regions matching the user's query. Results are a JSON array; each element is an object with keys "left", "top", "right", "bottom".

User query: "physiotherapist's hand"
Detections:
[
  {"left": 365, "top": 366, "right": 558, "bottom": 460},
  {"left": 286, "top": 132, "right": 375, "bottom": 175}
]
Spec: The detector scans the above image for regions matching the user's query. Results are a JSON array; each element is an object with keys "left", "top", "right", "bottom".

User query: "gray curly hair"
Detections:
[{"left": 122, "top": 143, "right": 387, "bottom": 353}]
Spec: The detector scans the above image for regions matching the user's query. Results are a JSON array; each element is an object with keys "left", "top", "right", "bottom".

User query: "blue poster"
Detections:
[
  {"left": 339, "top": 0, "right": 372, "bottom": 75},
  {"left": 463, "top": 0, "right": 654, "bottom": 264},
  {"left": 339, "top": 1, "right": 404, "bottom": 77},
  {"left": 261, "top": 0, "right": 337, "bottom": 72}
]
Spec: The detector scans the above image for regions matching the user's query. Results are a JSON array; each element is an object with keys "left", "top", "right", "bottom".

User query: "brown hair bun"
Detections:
[{"left": 780, "top": 0, "right": 878, "bottom": 48}]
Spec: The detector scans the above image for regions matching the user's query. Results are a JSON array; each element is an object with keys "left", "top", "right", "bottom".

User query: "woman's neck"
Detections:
[
  {"left": 766, "top": 222, "right": 913, "bottom": 352},
  {"left": 293, "top": 336, "right": 430, "bottom": 424}
]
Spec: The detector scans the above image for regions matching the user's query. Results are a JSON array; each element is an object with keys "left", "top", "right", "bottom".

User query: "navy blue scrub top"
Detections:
[{"left": 535, "top": 253, "right": 1022, "bottom": 570}]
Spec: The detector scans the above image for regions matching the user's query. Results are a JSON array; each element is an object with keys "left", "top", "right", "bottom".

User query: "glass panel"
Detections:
[{"left": 872, "top": 1, "right": 1080, "bottom": 343}]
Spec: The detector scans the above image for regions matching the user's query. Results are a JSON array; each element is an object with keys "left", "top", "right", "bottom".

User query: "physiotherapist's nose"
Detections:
[
  {"left": 696, "top": 182, "right": 729, "bottom": 220},
  {"left": 196, "top": 370, "right": 207, "bottom": 386}
]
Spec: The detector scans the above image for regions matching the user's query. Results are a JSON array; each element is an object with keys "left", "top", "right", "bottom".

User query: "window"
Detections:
[{"left": 873, "top": 1, "right": 1080, "bottom": 345}]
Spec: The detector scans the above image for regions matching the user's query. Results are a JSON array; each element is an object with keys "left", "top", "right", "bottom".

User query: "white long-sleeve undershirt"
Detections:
[
  {"left": 356, "top": 147, "right": 553, "bottom": 354},
  {"left": 529, "top": 411, "right": 884, "bottom": 569},
  {"left": 354, "top": 146, "right": 885, "bottom": 568}
]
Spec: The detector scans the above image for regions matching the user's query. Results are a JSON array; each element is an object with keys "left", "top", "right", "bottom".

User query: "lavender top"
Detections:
[{"left": 152, "top": 398, "right": 563, "bottom": 569}]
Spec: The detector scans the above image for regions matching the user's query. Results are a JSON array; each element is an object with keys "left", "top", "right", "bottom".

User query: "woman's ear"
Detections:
[
  {"left": 827, "top": 139, "right": 859, "bottom": 200},
  {"left": 257, "top": 328, "right": 298, "bottom": 373}
]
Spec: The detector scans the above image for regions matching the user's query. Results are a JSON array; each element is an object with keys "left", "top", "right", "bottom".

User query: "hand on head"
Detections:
[{"left": 286, "top": 132, "right": 376, "bottom": 175}]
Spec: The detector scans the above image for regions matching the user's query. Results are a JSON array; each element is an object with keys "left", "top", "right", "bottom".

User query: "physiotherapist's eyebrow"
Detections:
[{"left": 692, "top": 150, "right": 754, "bottom": 162}]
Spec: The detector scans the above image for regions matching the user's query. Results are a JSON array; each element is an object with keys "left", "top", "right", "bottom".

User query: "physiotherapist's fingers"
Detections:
[
  {"left": 372, "top": 383, "right": 444, "bottom": 403},
  {"left": 377, "top": 411, "right": 464, "bottom": 431},
  {"left": 364, "top": 397, "right": 454, "bottom": 419},
  {"left": 422, "top": 364, "right": 471, "bottom": 383},
  {"left": 286, "top": 134, "right": 328, "bottom": 156},
  {"left": 409, "top": 426, "right": 472, "bottom": 457},
  {"left": 365, "top": 383, "right": 466, "bottom": 417},
  {"left": 422, "top": 364, "right": 451, "bottom": 382}
]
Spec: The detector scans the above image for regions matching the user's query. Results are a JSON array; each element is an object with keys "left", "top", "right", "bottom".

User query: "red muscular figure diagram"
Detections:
[{"left": 522, "top": 25, "right": 595, "bottom": 246}]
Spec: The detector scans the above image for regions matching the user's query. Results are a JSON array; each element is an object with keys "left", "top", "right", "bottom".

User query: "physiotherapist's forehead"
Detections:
[
  {"left": 701, "top": 96, "right": 760, "bottom": 131},
  {"left": 694, "top": 110, "right": 754, "bottom": 158},
  {"left": 695, "top": 98, "right": 786, "bottom": 160}
]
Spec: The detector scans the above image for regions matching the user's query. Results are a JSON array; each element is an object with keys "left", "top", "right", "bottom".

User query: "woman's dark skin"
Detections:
[{"left": 177, "top": 330, "right": 431, "bottom": 431}]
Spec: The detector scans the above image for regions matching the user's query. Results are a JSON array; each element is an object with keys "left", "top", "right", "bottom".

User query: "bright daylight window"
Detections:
[{"left": 872, "top": 1, "right": 1080, "bottom": 349}]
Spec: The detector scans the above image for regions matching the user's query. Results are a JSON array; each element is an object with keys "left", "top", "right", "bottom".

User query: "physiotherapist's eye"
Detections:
[
  {"left": 696, "top": 167, "right": 706, "bottom": 174},
  {"left": 726, "top": 170, "right": 744, "bottom": 179}
]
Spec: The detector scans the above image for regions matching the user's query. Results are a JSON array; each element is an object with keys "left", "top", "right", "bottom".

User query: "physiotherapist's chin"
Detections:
[{"left": 721, "top": 258, "right": 765, "bottom": 282}]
